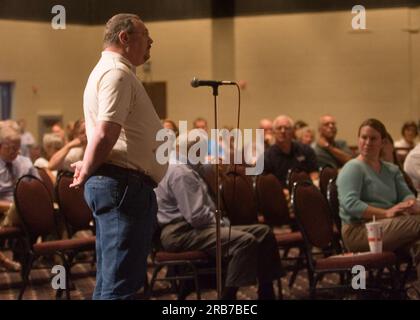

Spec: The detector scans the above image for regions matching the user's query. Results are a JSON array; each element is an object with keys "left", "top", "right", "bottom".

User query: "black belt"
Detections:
[{"left": 94, "top": 163, "right": 157, "bottom": 188}]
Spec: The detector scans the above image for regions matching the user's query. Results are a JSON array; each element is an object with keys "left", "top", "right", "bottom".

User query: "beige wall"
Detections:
[
  {"left": 0, "top": 20, "right": 103, "bottom": 141},
  {"left": 142, "top": 19, "right": 213, "bottom": 128},
  {"left": 1, "top": 7, "right": 419, "bottom": 145},
  {"left": 235, "top": 8, "right": 419, "bottom": 144}
]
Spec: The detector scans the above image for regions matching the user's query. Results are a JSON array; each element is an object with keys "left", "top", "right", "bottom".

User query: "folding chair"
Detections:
[
  {"left": 319, "top": 166, "right": 338, "bottom": 198},
  {"left": 256, "top": 173, "right": 305, "bottom": 288},
  {"left": 292, "top": 181, "right": 399, "bottom": 299},
  {"left": 14, "top": 175, "right": 95, "bottom": 299},
  {"left": 148, "top": 228, "right": 215, "bottom": 300},
  {"left": 286, "top": 168, "right": 311, "bottom": 193}
]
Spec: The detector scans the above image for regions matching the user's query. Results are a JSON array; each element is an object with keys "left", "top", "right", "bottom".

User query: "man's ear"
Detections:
[{"left": 118, "top": 31, "right": 129, "bottom": 45}]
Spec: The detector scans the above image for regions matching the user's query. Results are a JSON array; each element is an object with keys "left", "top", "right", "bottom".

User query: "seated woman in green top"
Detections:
[{"left": 337, "top": 118, "right": 420, "bottom": 293}]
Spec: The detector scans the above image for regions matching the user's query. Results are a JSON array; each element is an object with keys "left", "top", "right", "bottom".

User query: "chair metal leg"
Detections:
[
  {"left": 400, "top": 260, "right": 413, "bottom": 292},
  {"left": 148, "top": 265, "right": 164, "bottom": 298},
  {"left": 288, "top": 250, "right": 305, "bottom": 288},
  {"left": 63, "top": 255, "right": 72, "bottom": 300},
  {"left": 190, "top": 264, "right": 201, "bottom": 300},
  {"left": 143, "top": 272, "right": 149, "bottom": 296},
  {"left": 388, "top": 265, "right": 403, "bottom": 299},
  {"left": 54, "top": 252, "right": 72, "bottom": 300},
  {"left": 308, "top": 271, "right": 317, "bottom": 300},
  {"left": 18, "top": 253, "right": 34, "bottom": 300},
  {"left": 277, "top": 278, "right": 283, "bottom": 300}
]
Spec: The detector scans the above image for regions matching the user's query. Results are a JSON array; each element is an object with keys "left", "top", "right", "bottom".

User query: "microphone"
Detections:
[{"left": 191, "top": 77, "right": 236, "bottom": 88}]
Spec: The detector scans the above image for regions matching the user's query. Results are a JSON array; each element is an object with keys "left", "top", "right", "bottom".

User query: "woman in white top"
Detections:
[{"left": 394, "top": 121, "right": 418, "bottom": 155}]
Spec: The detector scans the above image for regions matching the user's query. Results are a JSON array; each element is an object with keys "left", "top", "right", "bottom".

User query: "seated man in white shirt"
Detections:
[
  {"left": 0, "top": 121, "right": 39, "bottom": 271},
  {"left": 155, "top": 130, "right": 283, "bottom": 300}
]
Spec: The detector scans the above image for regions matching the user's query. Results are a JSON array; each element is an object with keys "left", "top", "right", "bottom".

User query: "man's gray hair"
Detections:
[
  {"left": 0, "top": 121, "right": 21, "bottom": 144},
  {"left": 273, "top": 115, "right": 294, "bottom": 129},
  {"left": 42, "top": 133, "right": 64, "bottom": 150},
  {"left": 103, "top": 13, "right": 140, "bottom": 47}
]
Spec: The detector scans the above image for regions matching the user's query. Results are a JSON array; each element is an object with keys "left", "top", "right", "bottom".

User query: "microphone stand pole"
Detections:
[{"left": 211, "top": 84, "right": 223, "bottom": 300}]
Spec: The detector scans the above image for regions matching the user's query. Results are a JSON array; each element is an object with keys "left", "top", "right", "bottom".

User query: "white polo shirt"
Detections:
[{"left": 83, "top": 51, "right": 168, "bottom": 183}]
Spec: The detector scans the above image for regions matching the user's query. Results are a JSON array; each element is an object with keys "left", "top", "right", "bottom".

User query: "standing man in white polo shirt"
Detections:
[{"left": 70, "top": 13, "right": 168, "bottom": 300}]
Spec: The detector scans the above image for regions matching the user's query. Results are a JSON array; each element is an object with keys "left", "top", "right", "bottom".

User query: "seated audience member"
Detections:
[
  {"left": 193, "top": 117, "right": 209, "bottom": 132},
  {"left": 381, "top": 132, "right": 418, "bottom": 198},
  {"left": 259, "top": 118, "right": 275, "bottom": 148},
  {"left": 17, "top": 119, "right": 35, "bottom": 158},
  {"left": 264, "top": 115, "right": 319, "bottom": 186},
  {"left": 404, "top": 143, "right": 420, "bottom": 200},
  {"left": 29, "top": 144, "right": 42, "bottom": 164},
  {"left": 65, "top": 121, "right": 76, "bottom": 141},
  {"left": 34, "top": 133, "right": 64, "bottom": 183},
  {"left": 48, "top": 119, "right": 86, "bottom": 173},
  {"left": 51, "top": 122, "right": 67, "bottom": 144},
  {"left": 193, "top": 117, "right": 220, "bottom": 159},
  {"left": 314, "top": 115, "right": 352, "bottom": 169},
  {"left": 394, "top": 121, "right": 418, "bottom": 157},
  {"left": 381, "top": 132, "right": 398, "bottom": 164},
  {"left": 244, "top": 118, "right": 275, "bottom": 165},
  {"left": 162, "top": 119, "right": 179, "bottom": 137},
  {"left": 0, "top": 122, "right": 39, "bottom": 271},
  {"left": 293, "top": 120, "right": 308, "bottom": 132},
  {"left": 295, "top": 126, "right": 315, "bottom": 146},
  {"left": 155, "top": 130, "right": 283, "bottom": 300},
  {"left": 337, "top": 119, "right": 420, "bottom": 294}
]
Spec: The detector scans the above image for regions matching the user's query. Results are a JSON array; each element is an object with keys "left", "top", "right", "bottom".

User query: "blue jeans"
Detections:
[{"left": 84, "top": 168, "right": 157, "bottom": 300}]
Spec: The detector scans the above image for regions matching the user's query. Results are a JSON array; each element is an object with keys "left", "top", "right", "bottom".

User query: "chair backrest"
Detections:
[
  {"left": 56, "top": 171, "right": 93, "bottom": 235},
  {"left": 256, "top": 173, "right": 290, "bottom": 226},
  {"left": 291, "top": 181, "right": 335, "bottom": 250},
  {"left": 14, "top": 175, "right": 57, "bottom": 241},
  {"left": 319, "top": 166, "right": 338, "bottom": 198},
  {"left": 196, "top": 164, "right": 220, "bottom": 202},
  {"left": 221, "top": 172, "right": 258, "bottom": 225},
  {"left": 286, "top": 168, "right": 311, "bottom": 192},
  {"left": 326, "top": 178, "right": 342, "bottom": 231},
  {"left": 395, "top": 148, "right": 412, "bottom": 166},
  {"left": 36, "top": 167, "right": 55, "bottom": 201},
  {"left": 402, "top": 170, "right": 418, "bottom": 198}
]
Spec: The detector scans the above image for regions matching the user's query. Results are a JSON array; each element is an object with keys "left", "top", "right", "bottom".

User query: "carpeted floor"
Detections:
[{"left": 0, "top": 249, "right": 418, "bottom": 300}]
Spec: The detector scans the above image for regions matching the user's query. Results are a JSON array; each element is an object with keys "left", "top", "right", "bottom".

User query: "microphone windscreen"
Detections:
[{"left": 191, "top": 77, "right": 199, "bottom": 88}]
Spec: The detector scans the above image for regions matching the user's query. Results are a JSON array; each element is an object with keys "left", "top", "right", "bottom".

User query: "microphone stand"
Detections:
[
  {"left": 211, "top": 84, "right": 223, "bottom": 300},
  {"left": 194, "top": 81, "right": 240, "bottom": 300}
]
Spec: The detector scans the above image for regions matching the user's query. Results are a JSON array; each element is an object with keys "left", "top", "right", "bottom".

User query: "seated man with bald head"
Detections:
[
  {"left": 263, "top": 115, "right": 319, "bottom": 186},
  {"left": 243, "top": 118, "right": 274, "bottom": 165},
  {"left": 259, "top": 118, "right": 274, "bottom": 148},
  {"left": 314, "top": 115, "right": 352, "bottom": 169}
]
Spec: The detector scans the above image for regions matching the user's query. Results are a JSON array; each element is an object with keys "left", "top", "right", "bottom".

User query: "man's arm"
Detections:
[
  {"left": 70, "top": 121, "right": 121, "bottom": 188},
  {"left": 170, "top": 170, "right": 215, "bottom": 228},
  {"left": 325, "top": 145, "right": 352, "bottom": 165},
  {"left": 304, "top": 145, "right": 320, "bottom": 182},
  {"left": 318, "top": 137, "right": 352, "bottom": 165}
]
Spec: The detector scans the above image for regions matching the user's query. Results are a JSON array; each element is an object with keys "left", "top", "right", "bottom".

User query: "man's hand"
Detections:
[
  {"left": 69, "top": 161, "right": 87, "bottom": 188},
  {"left": 317, "top": 136, "right": 330, "bottom": 149}
]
